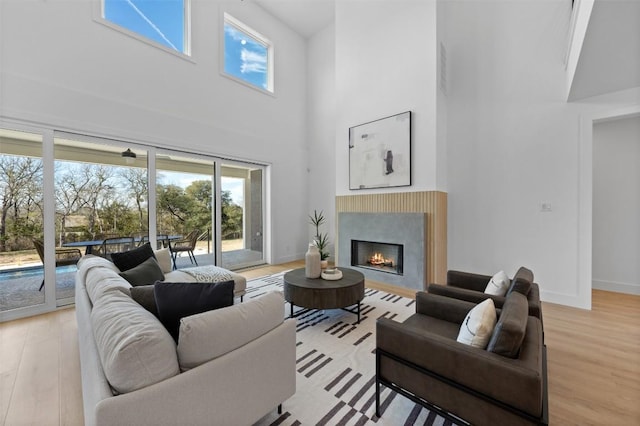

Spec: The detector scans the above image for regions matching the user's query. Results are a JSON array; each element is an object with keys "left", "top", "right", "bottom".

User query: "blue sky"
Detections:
[
  {"left": 103, "top": 0, "right": 269, "bottom": 91},
  {"left": 223, "top": 23, "right": 269, "bottom": 90},
  {"left": 104, "top": 0, "right": 184, "bottom": 52}
]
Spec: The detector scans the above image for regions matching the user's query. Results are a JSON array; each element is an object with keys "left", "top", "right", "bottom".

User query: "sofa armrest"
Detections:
[
  {"left": 415, "top": 291, "right": 477, "bottom": 324},
  {"left": 376, "top": 316, "right": 543, "bottom": 417},
  {"left": 446, "top": 270, "right": 491, "bottom": 292},
  {"left": 95, "top": 319, "right": 296, "bottom": 426}
]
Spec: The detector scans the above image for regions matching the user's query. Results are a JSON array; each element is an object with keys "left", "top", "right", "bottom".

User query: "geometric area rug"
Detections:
[{"left": 248, "top": 272, "right": 456, "bottom": 426}]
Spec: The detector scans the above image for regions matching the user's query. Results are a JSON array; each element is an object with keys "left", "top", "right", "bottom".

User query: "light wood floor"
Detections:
[{"left": 1, "top": 261, "right": 639, "bottom": 425}]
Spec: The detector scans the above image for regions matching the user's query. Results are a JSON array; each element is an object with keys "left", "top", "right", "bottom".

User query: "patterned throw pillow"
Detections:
[
  {"left": 484, "top": 270, "right": 510, "bottom": 296},
  {"left": 456, "top": 298, "right": 497, "bottom": 349}
]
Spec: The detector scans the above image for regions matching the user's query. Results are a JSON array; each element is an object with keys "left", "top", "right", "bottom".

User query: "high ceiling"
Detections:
[
  {"left": 568, "top": 0, "right": 640, "bottom": 100},
  {"left": 253, "top": 0, "right": 639, "bottom": 100},
  {"left": 255, "top": 0, "right": 335, "bottom": 39}
]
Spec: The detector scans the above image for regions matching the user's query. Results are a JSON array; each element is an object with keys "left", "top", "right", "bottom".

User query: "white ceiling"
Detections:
[
  {"left": 254, "top": 0, "right": 639, "bottom": 100},
  {"left": 569, "top": 0, "right": 640, "bottom": 100},
  {"left": 254, "top": 0, "right": 335, "bottom": 39}
]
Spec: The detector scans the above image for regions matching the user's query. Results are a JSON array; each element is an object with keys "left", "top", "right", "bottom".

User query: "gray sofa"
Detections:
[
  {"left": 376, "top": 291, "right": 548, "bottom": 425},
  {"left": 75, "top": 255, "right": 296, "bottom": 426}
]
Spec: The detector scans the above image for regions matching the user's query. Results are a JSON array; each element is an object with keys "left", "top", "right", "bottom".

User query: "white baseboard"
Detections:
[{"left": 592, "top": 279, "right": 640, "bottom": 296}]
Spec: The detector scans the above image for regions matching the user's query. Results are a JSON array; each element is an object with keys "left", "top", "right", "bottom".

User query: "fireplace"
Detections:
[
  {"left": 351, "top": 240, "right": 403, "bottom": 275},
  {"left": 338, "top": 212, "right": 426, "bottom": 291}
]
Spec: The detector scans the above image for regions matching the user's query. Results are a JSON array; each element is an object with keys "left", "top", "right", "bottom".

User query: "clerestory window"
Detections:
[
  {"left": 223, "top": 13, "right": 274, "bottom": 93},
  {"left": 101, "top": 0, "right": 191, "bottom": 55}
]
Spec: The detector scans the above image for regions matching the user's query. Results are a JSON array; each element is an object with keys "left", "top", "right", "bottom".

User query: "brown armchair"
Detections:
[
  {"left": 169, "top": 230, "right": 200, "bottom": 269},
  {"left": 376, "top": 291, "right": 548, "bottom": 425},
  {"left": 32, "top": 238, "right": 82, "bottom": 291},
  {"left": 426, "top": 267, "right": 543, "bottom": 323}
]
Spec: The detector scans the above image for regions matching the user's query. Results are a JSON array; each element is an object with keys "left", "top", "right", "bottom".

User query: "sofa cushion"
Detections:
[
  {"left": 456, "top": 298, "right": 497, "bottom": 349},
  {"left": 487, "top": 291, "right": 528, "bottom": 358},
  {"left": 177, "top": 291, "right": 285, "bottom": 371},
  {"left": 85, "top": 266, "right": 132, "bottom": 305},
  {"left": 111, "top": 242, "right": 155, "bottom": 272},
  {"left": 154, "top": 247, "right": 173, "bottom": 273},
  {"left": 118, "top": 256, "right": 165, "bottom": 286},
  {"left": 507, "top": 266, "right": 533, "bottom": 296},
  {"left": 90, "top": 288, "right": 180, "bottom": 394},
  {"left": 484, "top": 270, "right": 510, "bottom": 296},
  {"left": 154, "top": 280, "right": 235, "bottom": 340},
  {"left": 129, "top": 285, "right": 158, "bottom": 317}
]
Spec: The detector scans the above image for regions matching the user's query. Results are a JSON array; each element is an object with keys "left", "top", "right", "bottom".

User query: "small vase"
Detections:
[
  {"left": 320, "top": 260, "right": 328, "bottom": 269},
  {"left": 305, "top": 243, "right": 321, "bottom": 278}
]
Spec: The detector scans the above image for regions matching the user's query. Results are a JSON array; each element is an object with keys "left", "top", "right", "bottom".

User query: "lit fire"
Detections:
[{"left": 368, "top": 253, "right": 394, "bottom": 267}]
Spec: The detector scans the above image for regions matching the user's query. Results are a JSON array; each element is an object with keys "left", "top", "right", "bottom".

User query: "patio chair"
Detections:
[
  {"left": 169, "top": 229, "right": 200, "bottom": 270},
  {"left": 139, "top": 234, "right": 170, "bottom": 249},
  {"left": 32, "top": 238, "right": 82, "bottom": 291},
  {"left": 97, "top": 236, "right": 135, "bottom": 260}
]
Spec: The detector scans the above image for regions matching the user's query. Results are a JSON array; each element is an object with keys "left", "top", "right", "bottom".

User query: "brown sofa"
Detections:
[
  {"left": 376, "top": 291, "right": 548, "bottom": 425},
  {"left": 426, "top": 267, "right": 543, "bottom": 324}
]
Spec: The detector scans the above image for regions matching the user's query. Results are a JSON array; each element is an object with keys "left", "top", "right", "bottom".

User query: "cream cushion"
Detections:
[
  {"left": 457, "top": 298, "right": 497, "bottom": 349},
  {"left": 91, "top": 288, "right": 180, "bottom": 394},
  {"left": 484, "top": 270, "right": 510, "bottom": 296},
  {"left": 154, "top": 248, "right": 173, "bottom": 274},
  {"left": 85, "top": 266, "right": 131, "bottom": 304},
  {"left": 177, "top": 291, "right": 285, "bottom": 371}
]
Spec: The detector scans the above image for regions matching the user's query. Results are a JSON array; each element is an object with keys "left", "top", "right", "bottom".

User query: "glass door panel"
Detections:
[
  {"left": 54, "top": 136, "right": 148, "bottom": 305},
  {"left": 0, "top": 129, "right": 45, "bottom": 312},
  {"left": 156, "top": 153, "right": 214, "bottom": 269},
  {"left": 221, "top": 164, "right": 264, "bottom": 269}
]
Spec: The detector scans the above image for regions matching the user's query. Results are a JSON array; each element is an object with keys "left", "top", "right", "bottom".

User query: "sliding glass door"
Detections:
[
  {"left": 54, "top": 135, "right": 149, "bottom": 305},
  {"left": 156, "top": 153, "right": 215, "bottom": 269},
  {"left": 0, "top": 129, "right": 45, "bottom": 313},
  {"left": 1, "top": 125, "right": 268, "bottom": 321},
  {"left": 220, "top": 163, "right": 264, "bottom": 270}
]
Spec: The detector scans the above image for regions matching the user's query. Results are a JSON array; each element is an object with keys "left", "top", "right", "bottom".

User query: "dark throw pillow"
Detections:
[
  {"left": 154, "top": 280, "right": 235, "bottom": 341},
  {"left": 129, "top": 285, "right": 159, "bottom": 317},
  {"left": 119, "top": 256, "right": 165, "bottom": 287},
  {"left": 111, "top": 242, "right": 155, "bottom": 272}
]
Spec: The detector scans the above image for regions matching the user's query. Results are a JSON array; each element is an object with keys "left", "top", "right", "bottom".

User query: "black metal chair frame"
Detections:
[
  {"left": 32, "top": 238, "right": 82, "bottom": 291},
  {"left": 98, "top": 236, "right": 135, "bottom": 260},
  {"left": 375, "top": 346, "right": 549, "bottom": 425}
]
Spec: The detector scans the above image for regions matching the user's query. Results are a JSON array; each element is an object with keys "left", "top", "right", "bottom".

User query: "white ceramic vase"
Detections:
[{"left": 305, "top": 243, "right": 321, "bottom": 278}]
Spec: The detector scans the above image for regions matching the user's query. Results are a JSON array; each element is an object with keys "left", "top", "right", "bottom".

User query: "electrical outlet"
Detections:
[{"left": 540, "top": 202, "right": 552, "bottom": 212}]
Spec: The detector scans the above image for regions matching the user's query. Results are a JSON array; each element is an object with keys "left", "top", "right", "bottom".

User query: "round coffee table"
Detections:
[{"left": 283, "top": 267, "right": 365, "bottom": 323}]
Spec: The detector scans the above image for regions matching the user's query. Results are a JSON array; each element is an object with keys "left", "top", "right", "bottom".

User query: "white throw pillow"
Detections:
[
  {"left": 484, "top": 270, "right": 510, "bottom": 296},
  {"left": 457, "top": 298, "right": 497, "bottom": 349},
  {"left": 154, "top": 248, "right": 173, "bottom": 274}
]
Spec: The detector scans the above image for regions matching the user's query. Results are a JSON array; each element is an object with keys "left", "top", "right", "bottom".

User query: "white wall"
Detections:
[
  {"left": 592, "top": 116, "right": 640, "bottom": 295},
  {"left": 0, "top": 0, "right": 309, "bottom": 264},
  {"left": 307, "top": 24, "right": 337, "bottom": 257},
  {"left": 443, "top": 0, "right": 640, "bottom": 308},
  {"left": 334, "top": 0, "right": 440, "bottom": 195}
]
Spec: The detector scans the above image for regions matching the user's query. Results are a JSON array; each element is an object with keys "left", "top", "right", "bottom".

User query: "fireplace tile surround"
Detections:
[
  {"left": 335, "top": 191, "right": 447, "bottom": 290},
  {"left": 338, "top": 212, "right": 426, "bottom": 290}
]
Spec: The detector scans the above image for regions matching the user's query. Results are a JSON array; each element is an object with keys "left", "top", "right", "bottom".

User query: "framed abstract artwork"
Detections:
[{"left": 349, "top": 111, "right": 411, "bottom": 190}]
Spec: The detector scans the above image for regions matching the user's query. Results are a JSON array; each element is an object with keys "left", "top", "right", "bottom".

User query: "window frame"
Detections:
[
  {"left": 221, "top": 13, "right": 275, "bottom": 95},
  {"left": 95, "top": 0, "right": 192, "bottom": 59}
]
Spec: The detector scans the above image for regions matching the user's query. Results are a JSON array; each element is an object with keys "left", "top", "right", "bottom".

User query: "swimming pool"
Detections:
[{"left": 0, "top": 265, "right": 77, "bottom": 282}]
